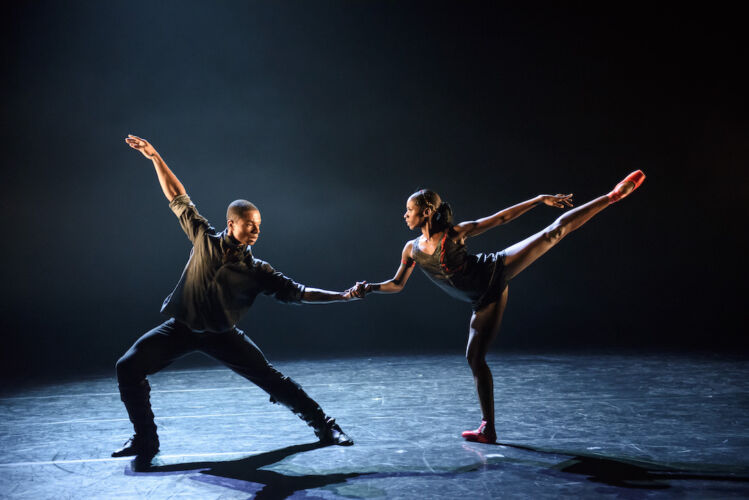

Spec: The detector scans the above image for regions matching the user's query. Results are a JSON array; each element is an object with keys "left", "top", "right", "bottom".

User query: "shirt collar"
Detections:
[{"left": 221, "top": 229, "right": 252, "bottom": 258}]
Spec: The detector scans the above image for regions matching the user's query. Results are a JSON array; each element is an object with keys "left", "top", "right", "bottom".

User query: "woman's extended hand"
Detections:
[
  {"left": 125, "top": 134, "right": 158, "bottom": 159},
  {"left": 540, "top": 194, "right": 574, "bottom": 209}
]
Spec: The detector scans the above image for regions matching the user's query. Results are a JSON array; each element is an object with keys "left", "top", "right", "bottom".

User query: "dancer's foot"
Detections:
[
  {"left": 608, "top": 170, "right": 646, "bottom": 203},
  {"left": 112, "top": 433, "right": 160, "bottom": 458},
  {"left": 314, "top": 417, "right": 354, "bottom": 446},
  {"left": 461, "top": 420, "right": 497, "bottom": 444}
]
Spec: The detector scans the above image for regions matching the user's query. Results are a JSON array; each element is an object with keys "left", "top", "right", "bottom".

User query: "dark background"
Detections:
[{"left": 1, "top": 1, "right": 746, "bottom": 382}]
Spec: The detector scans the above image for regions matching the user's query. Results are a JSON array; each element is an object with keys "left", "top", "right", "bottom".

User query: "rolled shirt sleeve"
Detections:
[
  {"left": 169, "top": 194, "right": 216, "bottom": 243},
  {"left": 256, "top": 260, "right": 306, "bottom": 304}
]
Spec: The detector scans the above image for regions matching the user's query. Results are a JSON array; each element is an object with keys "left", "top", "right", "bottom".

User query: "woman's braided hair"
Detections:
[{"left": 410, "top": 189, "right": 453, "bottom": 233}]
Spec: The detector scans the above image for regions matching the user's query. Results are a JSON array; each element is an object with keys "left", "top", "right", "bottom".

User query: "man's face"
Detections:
[{"left": 228, "top": 209, "right": 261, "bottom": 246}]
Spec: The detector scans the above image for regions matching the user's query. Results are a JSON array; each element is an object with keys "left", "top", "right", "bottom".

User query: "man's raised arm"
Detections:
[{"left": 125, "top": 135, "right": 186, "bottom": 201}]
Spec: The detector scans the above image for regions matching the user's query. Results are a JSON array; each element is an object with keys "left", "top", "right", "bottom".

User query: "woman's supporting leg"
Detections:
[
  {"left": 463, "top": 286, "right": 509, "bottom": 443},
  {"left": 503, "top": 170, "right": 644, "bottom": 281}
]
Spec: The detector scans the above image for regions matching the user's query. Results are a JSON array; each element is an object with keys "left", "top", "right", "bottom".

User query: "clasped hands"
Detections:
[{"left": 343, "top": 281, "right": 371, "bottom": 300}]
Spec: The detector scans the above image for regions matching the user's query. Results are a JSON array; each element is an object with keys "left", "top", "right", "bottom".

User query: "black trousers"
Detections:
[{"left": 115, "top": 318, "right": 326, "bottom": 436}]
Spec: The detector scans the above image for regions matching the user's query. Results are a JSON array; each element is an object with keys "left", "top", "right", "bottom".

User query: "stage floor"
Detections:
[{"left": 1, "top": 353, "right": 748, "bottom": 499}]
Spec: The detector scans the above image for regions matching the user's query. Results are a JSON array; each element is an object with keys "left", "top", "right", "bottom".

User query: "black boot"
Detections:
[
  {"left": 112, "top": 433, "right": 160, "bottom": 458},
  {"left": 313, "top": 416, "right": 354, "bottom": 446},
  {"left": 113, "top": 380, "right": 160, "bottom": 458}
]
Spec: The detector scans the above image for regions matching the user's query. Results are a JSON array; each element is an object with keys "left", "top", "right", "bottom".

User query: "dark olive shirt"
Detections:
[{"left": 160, "top": 194, "right": 305, "bottom": 332}]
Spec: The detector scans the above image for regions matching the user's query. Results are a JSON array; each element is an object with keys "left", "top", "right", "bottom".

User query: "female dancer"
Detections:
[{"left": 353, "top": 171, "right": 645, "bottom": 443}]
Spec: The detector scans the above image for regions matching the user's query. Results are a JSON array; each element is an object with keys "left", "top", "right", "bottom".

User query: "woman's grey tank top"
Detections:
[{"left": 411, "top": 231, "right": 504, "bottom": 308}]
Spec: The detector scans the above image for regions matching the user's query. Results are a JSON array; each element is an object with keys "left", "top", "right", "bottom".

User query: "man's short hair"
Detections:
[{"left": 227, "top": 199, "right": 259, "bottom": 221}]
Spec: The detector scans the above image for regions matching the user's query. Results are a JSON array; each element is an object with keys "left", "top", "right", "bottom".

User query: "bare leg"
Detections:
[
  {"left": 503, "top": 195, "right": 609, "bottom": 280},
  {"left": 503, "top": 172, "right": 643, "bottom": 280},
  {"left": 465, "top": 286, "right": 509, "bottom": 441}
]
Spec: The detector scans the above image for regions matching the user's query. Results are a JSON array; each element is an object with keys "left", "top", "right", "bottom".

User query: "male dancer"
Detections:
[{"left": 113, "top": 135, "right": 355, "bottom": 460}]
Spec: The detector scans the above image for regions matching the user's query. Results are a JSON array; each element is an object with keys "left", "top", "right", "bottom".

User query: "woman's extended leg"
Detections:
[
  {"left": 463, "top": 286, "right": 509, "bottom": 443},
  {"left": 503, "top": 170, "right": 644, "bottom": 280}
]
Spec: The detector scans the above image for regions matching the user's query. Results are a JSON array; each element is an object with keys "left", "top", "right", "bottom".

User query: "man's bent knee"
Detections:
[{"left": 116, "top": 353, "right": 144, "bottom": 385}]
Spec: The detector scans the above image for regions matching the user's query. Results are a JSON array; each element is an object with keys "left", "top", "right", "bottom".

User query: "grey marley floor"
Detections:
[{"left": 1, "top": 353, "right": 748, "bottom": 499}]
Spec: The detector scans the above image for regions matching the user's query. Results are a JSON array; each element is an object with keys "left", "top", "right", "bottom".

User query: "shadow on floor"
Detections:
[
  {"left": 127, "top": 441, "right": 749, "bottom": 498},
  {"left": 130, "top": 442, "right": 370, "bottom": 499},
  {"left": 497, "top": 441, "right": 749, "bottom": 489}
]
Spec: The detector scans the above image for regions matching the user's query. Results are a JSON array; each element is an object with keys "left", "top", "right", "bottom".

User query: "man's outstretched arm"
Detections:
[
  {"left": 301, "top": 287, "right": 358, "bottom": 304},
  {"left": 125, "top": 135, "right": 186, "bottom": 201},
  {"left": 258, "top": 262, "right": 360, "bottom": 305}
]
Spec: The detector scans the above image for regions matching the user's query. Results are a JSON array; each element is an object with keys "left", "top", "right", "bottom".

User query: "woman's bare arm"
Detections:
[
  {"left": 352, "top": 242, "right": 416, "bottom": 297},
  {"left": 452, "top": 194, "right": 573, "bottom": 239}
]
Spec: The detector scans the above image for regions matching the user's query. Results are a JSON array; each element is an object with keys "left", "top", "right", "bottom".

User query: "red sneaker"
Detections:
[
  {"left": 461, "top": 420, "right": 497, "bottom": 444},
  {"left": 608, "top": 170, "right": 646, "bottom": 203}
]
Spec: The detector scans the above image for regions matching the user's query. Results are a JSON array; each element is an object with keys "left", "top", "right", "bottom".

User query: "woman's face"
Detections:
[{"left": 404, "top": 198, "right": 426, "bottom": 230}]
